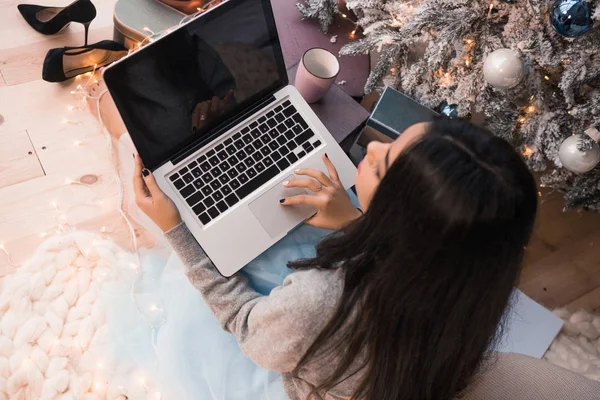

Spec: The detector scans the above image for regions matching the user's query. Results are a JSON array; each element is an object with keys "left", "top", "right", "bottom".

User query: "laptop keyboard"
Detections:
[{"left": 168, "top": 100, "right": 322, "bottom": 226}]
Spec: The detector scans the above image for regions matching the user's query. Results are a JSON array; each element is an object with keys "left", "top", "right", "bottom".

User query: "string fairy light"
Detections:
[
  {"left": 335, "top": 9, "right": 360, "bottom": 39},
  {"left": 389, "top": 11, "right": 402, "bottom": 28},
  {"left": 522, "top": 145, "right": 535, "bottom": 157},
  {"left": 0, "top": 243, "right": 17, "bottom": 267}
]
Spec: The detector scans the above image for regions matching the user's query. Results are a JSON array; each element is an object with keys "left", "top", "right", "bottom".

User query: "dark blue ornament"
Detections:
[
  {"left": 439, "top": 102, "right": 459, "bottom": 118},
  {"left": 550, "top": 0, "right": 593, "bottom": 38}
]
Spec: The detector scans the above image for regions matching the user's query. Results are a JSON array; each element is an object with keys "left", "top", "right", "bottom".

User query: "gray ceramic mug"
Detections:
[{"left": 295, "top": 48, "right": 340, "bottom": 103}]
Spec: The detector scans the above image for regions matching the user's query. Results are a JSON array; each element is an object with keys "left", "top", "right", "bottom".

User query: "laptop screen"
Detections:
[{"left": 105, "top": 0, "right": 287, "bottom": 170}]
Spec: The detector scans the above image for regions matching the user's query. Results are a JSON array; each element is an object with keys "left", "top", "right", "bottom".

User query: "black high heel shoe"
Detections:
[
  {"left": 42, "top": 40, "right": 128, "bottom": 82},
  {"left": 17, "top": 0, "right": 96, "bottom": 45}
]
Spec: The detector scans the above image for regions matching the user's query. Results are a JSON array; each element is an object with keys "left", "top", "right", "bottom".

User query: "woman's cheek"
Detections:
[{"left": 355, "top": 175, "right": 376, "bottom": 210}]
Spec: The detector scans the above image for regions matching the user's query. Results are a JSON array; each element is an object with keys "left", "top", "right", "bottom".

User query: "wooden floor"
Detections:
[
  {"left": 0, "top": 0, "right": 156, "bottom": 279},
  {"left": 0, "top": 0, "right": 599, "bottom": 313}
]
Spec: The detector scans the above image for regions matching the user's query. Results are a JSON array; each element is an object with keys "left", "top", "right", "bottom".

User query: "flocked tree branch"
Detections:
[{"left": 300, "top": 0, "right": 600, "bottom": 211}]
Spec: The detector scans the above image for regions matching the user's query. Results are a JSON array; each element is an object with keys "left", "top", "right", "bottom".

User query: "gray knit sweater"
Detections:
[{"left": 165, "top": 222, "right": 600, "bottom": 400}]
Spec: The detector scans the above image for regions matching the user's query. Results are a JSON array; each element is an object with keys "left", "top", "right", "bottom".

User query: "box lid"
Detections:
[{"left": 367, "top": 86, "right": 438, "bottom": 138}]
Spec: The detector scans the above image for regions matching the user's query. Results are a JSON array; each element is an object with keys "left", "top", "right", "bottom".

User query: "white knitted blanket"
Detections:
[
  {"left": 1, "top": 231, "right": 599, "bottom": 399},
  {"left": 0, "top": 232, "right": 137, "bottom": 400},
  {"left": 544, "top": 309, "right": 600, "bottom": 381}
]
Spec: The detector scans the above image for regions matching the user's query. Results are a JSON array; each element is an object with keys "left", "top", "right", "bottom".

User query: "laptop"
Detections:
[{"left": 103, "top": 0, "right": 357, "bottom": 276}]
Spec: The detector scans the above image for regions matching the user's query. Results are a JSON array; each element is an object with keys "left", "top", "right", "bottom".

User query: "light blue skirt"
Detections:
[{"left": 102, "top": 219, "right": 337, "bottom": 399}]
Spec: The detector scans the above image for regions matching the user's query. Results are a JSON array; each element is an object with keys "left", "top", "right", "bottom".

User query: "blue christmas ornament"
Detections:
[
  {"left": 439, "top": 102, "right": 459, "bottom": 118},
  {"left": 550, "top": 0, "right": 593, "bottom": 38}
]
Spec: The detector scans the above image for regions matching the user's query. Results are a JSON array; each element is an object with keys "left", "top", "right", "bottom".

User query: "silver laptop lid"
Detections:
[{"left": 104, "top": 0, "right": 288, "bottom": 171}]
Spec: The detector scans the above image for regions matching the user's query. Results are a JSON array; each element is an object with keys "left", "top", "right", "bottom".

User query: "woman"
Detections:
[{"left": 133, "top": 117, "right": 597, "bottom": 399}]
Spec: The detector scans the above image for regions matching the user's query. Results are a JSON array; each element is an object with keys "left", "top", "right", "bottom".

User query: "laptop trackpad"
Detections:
[{"left": 249, "top": 175, "right": 317, "bottom": 238}]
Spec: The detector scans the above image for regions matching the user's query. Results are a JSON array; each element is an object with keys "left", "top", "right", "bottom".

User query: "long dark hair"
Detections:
[{"left": 290, "top": 117, "right": 538, "bottom": 400}]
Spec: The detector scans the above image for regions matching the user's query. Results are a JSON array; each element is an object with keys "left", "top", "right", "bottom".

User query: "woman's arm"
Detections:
[
  {"left": 165, "top": 221, "right": 342, "bottom": 372},
  {"left": 132, "top": 154, "right": 342, "bottom": 371}
]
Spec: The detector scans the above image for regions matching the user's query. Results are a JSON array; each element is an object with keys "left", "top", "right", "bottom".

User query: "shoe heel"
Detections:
[{"left": 83, "top": 21, "right": 91, "bottom": 46}]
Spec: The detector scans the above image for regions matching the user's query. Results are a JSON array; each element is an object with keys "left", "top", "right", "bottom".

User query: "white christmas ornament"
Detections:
[
  {"left": 483, "top": 49, "right": 524, "bottom": 89},
  {"left": 558, "top": 129, "right": 600, "bottom": 174}
]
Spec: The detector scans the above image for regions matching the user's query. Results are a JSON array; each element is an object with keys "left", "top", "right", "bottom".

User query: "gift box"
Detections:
[
  {"left": 366, "top": 86, "right": 438, "bottom": 140},
  {"left": 348, "top": 86, "right": 437, "bottom": 165}
]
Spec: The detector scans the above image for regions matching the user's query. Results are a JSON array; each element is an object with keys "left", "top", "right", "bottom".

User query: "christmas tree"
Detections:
[{"left": 298, "top": 0, "right": 600, "bottom": 211}]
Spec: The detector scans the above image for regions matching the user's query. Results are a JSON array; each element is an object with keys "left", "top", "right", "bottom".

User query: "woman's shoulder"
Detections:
[
  {"left": 283, "top": 267, "right": 344, "bottom": 288},
  {"left": 277, "top": 268, "right": 344, "bottom": 308},
  {"left": 461, "top": 352, "right": 600, "bottom": 400}
]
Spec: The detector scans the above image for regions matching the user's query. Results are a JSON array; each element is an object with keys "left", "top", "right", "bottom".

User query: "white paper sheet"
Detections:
[{"left": 494, "top": 289, "right": 564, "bottom": 359}]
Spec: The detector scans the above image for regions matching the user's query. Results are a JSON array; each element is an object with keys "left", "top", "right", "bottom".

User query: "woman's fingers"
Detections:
[
  {"left": 223, "top": 89, "right": 234, "bottom": 104},
  {"left": 192, "top": 101, "right": 210, "bottom": 129},
  {"left": 191, "top": 103, "right": 202, "bottom": 129},
  {"left": 321, "top": 153, "right": 339, "bottom": 183},
  {"left": 283, "top": 178, "right": 323, "bottom": 193},
  {"left": 133, "top": 154, "right": 149, "bottom": 199},
  {"left": 294, "top": 167, "right": 334, "bottom": 187},
  {"left": 280, "top": 194, "right": 321, "bottom": 208},
  {"left": 210, "top": 96, "right": 219, "bottom": 113}
]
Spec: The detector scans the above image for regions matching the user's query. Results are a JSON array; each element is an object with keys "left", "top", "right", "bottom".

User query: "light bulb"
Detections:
[
  {"left": 101, "top": 226, "right": 106, "bottom": 233},
  {"left": 526, "top": 106, "right": 536, "bottom": 113},
  {"left": 522, "top": 145, "right": 534, "bottom": 157},
  {"left": 544, "top": 75, "right": 550, "bottom": 81},
  {"left": 341, "top": 13, "right": 347, "bottom": 18}
]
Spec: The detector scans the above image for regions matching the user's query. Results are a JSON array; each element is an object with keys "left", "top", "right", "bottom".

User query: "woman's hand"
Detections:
[
  {"left": 192, "top": 90, "right": 234, "bottom": 131},
  {"left": 133, "top": 154, "right": 182, "bottom": 232},
  {"left": 281, "top": 154, "right": 362, "bottom": 230}
]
